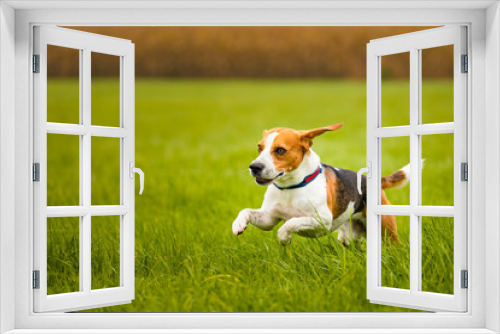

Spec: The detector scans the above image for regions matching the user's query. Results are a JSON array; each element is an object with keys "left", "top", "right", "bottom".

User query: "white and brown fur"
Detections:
[{"left": 232, "top": 124, "right": 409, "bottom": 245}]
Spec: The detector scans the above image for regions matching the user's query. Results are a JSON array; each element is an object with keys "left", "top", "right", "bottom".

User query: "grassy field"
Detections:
[{"left": 46, "top": 78, "right": 454, "bottom": 312}]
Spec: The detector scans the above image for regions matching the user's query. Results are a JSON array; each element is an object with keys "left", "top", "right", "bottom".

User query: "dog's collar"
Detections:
[{"left": 273, "top": 166, "right": 322, "bottom": 190}]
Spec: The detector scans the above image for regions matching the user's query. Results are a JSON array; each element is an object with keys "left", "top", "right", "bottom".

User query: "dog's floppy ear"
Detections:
[{"left": 300, "top": 123, "right": 343, "bottom": 151}]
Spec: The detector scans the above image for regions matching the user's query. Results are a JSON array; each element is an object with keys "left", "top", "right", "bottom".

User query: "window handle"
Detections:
[
  {"left": 129, "top": 162, "right": 145, "bottom": 195},
  {"left": 357, "top": 162, "right": 371, "bottom": 195}
]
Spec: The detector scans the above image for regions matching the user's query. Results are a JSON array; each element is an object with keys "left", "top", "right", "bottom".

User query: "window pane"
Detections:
[
  {"left": 381, "top": 215, "right": 410, "bottom": 290},
  {"left": 381, "top": 137, "right": 410, "bottom": 206},
  {"left": 421, "top": 216, "right": 454, "bottom": 294},
  {"left": 47, "top": 134, "right": 80, "bottom": 206},
  {"left": 47, "top": 45, "right": 80, "bottom": 124},
  {"left": 421, "top": 133, "right": 454, "bottom": 206},
  {"left": 421, "top": 45, "right": 454, "bottom": 124},
  {"left": 91, "top": 216, "right": 120, "bottom": 290},
  {"left": 381, "top": 52, "right": 410, "bottom": 127},
  {"left": 47, "top": 217, "right": 80, "bottom": 295},
  {"left": 91, "top": 137, "right": 121, "bottom": 205},
  {"left": 92, "top": 52, "right": 120, "bottom": 127}
]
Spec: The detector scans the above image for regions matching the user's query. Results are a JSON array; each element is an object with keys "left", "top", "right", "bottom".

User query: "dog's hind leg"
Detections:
[
  {"left": 277, "top": 216, "right": 330, "bottom": 245},
  {"left": 337, "top": 220, "right": 366, "bottom": 246},
  {"left": 337, "top": 223, "right": 350, "bottom": 246},
  {"left": 381, "top": 215, "right": 399, "bottom": 243},
  {"left": 380, "top": 190, "right": 399, "bottom": 243}
]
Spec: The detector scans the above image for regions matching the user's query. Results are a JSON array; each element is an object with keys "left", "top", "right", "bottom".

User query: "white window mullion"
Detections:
[
  {"left": 82, "top": 214, "right": 91, "bottom": 294},
  {"left": 82, "top": 47, "right": 92, "bottom": 295},
  {"left": 366, "top": 46, "right": 381, "bottom": 300},
  {"left": 78, "top": 48, "right": 85, "bottom": 293},
  {"left": 121, "top": 46, "right": 135, "bottom": 295},
  {"left": 33, "top": 26, "right": 49, "bottom": 307},
  {"left": 413, "top": 123, "right": 454, "bottom": 135},
  {"left": 453, "top": 26, "right": 469, "bottom": 305},
  {"left": 372, "top": 123, "right": 454, "bottom": 138},
  {"left": 372, "top": 205, "right": 411, "bottom": 215},
  {"left": 120, "top": 55, "right": 125, "bottom": 287},
  {"left": 47, "top": 123, "right": 87, "bottom": 135},
  {"left": 46, "top": 205, "right": 130, "bottom": 217},
  {"left": 46, "top": 123, "right": 130, "bottom": 138},
  {"left": 91, "top": 126, "right": 129, "bottom": 138},
  {"left": 372, "top": 126, "right": 411, "bottom": 137},
  {"left": 415, "top": 48, "right": 424, "bottom": 294},
  {"left": 409, "top": 47, "right": 420, "bottom": 295},
  {"left": 372, "top": 205, "right": 455, "bottom": 217}
]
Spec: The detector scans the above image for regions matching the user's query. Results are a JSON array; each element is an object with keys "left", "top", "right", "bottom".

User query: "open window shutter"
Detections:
[
  {"left": 33, "top": 26, "right": 135, "bottom": 312},
  {"left": 366, "top": 26, "right": 467, "bottom": 312}
]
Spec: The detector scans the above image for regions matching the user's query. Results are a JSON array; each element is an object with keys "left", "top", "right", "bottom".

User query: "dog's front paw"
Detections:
[
  {"left": 277, "top": 227, "right": 292, "bottom": 245},
  {"left": 232, "top": 217, "right": 248, "bottom": 236}
]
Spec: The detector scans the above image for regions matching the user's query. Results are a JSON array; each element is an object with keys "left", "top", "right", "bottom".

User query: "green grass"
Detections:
[{"left": 46, "top": 78, "right": 454, "bottom": 312}]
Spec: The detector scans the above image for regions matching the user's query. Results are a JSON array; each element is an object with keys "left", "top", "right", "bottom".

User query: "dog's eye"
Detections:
[
  {"left": 275, "top": 147, "right": 287, "bottom": 156},
  {"left": 257, "top": 145, "right": 263, "bottom": 153}
]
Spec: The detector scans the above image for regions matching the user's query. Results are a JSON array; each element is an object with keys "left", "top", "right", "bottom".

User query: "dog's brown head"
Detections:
[{"left": 249, "top": 124, "right": 343, "bottom": 185}]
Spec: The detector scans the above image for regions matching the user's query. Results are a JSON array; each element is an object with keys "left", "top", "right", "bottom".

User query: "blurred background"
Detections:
[
  {"left": 46, "top": 26, "right": 454, "bottom": 313},
  {"left": 49, "top": 26, "right": 453, "bottom": 79}
]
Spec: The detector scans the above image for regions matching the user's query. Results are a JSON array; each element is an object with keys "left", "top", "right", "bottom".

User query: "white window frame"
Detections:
[
  {"left": 366, "top": 26, "right": 468, "bottom": 312},
  {"left": 33, "top": 26, "right": 136, "bottom": 313},
  {"left": 1, "top": 1, "right": 499, "bottom": 333}
]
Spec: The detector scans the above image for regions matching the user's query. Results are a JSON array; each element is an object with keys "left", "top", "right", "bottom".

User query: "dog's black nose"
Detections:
[{"left": 249, "top": 162, "right": 265, "bottom": 174}]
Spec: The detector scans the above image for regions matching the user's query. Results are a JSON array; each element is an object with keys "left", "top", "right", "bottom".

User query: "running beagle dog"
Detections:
[{"left": 231, "top": 124, "right": 409, "bottom": 246}]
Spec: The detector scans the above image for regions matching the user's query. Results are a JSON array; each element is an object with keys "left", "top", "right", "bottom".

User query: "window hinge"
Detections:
[
  {"left": 461, "top": 270, "right": 468, "bottom": 289},
  {"left": 33, "top": 54, "right": 40, "bottom": 73},
  {"left": 33, "top": 163, "right": 40, "bottom": 182},
  {"left": 461, "top": 162, "right": 468, "bottom": 182},
  {"left": 461, "top": 54, "right": 468, "bottom": 73},
  {"left": 33, "top": 270, "right": 40, "bottom": 289}
]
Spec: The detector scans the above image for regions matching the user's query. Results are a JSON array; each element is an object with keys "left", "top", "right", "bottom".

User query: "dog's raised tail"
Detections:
[{"left": 381, "top": 161, "right": 424, "bottom": 190}]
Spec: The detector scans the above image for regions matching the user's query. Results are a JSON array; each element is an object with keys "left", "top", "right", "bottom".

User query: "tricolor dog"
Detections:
[{"left": 232, "top": 124, "right": 410, "bottom": 246}]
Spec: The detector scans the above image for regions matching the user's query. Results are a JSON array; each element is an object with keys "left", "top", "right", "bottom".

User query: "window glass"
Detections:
[
  {"left": 47, "top": 45, "right": 80, "bottom": 124},
  {"left": 381, "top": 52, "right": 410, "bottom": 127},
  {"left": 421, "top": 133, "right": 454, "bottom": 206},
  {"left": 47, "top": 134, "right": 80, "bottom": 206},
  {"left": 91, "top": 52, "right": 121, "bottom": 127},
  {"left": 91, "top": 216, "right": 121, "bottom": 290},
  {"left": 421, "top": 217, "right": 454, "bottom": 294},
  {"left": 381, "top": 215, "right": 410, "bottom": 290},
  {"left": 381, "top": 137, "right": 410, "bottom": 206},
  {"left": 47, "top": 217, "right": 80, "bottom": 295},
  {"left": 421, "top": 45, "right": 454, "bottom": 124},
  {"left": 91, "top": 137, "right": 121, "bottom": 205}
]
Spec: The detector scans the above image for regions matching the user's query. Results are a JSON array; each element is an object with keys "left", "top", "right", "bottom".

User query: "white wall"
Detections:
[
  {"left": 0, "top": 2, "right": 16, "bottom": 334},
  {"left": 5, "top": 5, "right": 493, "bottom": 332}
]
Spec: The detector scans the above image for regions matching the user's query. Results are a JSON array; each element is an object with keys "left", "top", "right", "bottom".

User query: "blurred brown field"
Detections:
[{"left": 52, "top": 26, "right": 452, "bottom": 79}]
